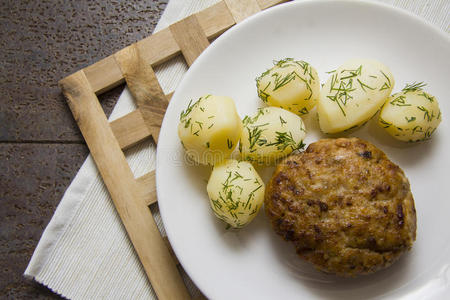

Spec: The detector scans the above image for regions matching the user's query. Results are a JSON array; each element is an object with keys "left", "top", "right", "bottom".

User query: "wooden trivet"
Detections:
[{"left": 59, "top": 1, "right": 289, "bottom": 298}]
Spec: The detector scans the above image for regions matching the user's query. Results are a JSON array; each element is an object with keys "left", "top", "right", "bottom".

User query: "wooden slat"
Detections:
[
  {"left": 136, "top": 27, "right": 181, "bottom": 67},
  {"left": 257, "top": 0, "right": 290, "bottom": 9},
  {"left": 163, "top": 236, "right": 179, "bottom": 265},
  {"left": 196, "top": 1, "right": 235, "bottom": 39},
  {"left": 114, "top": 44, "right": 169, "bottom": 144},
  {"left": 109, "top": 91, "right": 173, "bottom": 150},
  {"left": 110, "top": 110, "right": 151, "bottom": 150},
  {"left": 166, "top": 91, "right": 174, "bottom": 101},
  {"left": 137, "top": 171, "right": 157, "bottom": 206},
  {"left": 84, "top": 55, "right": 124, "bottom": 95},
  {"left": 83, "top": 29, "right": 180, "bottom": 96},
  {"left": 170, "top": 15, "right": 210, "bottom": 67},
  {"left": 225, "top": 0, "right": 261, "bottom": 23},
  {"left": 80, "top": 0, "right": 288, "bottom": 96},
  {"left": 59, "top": 71, "right": 190, "bottom": 300}
]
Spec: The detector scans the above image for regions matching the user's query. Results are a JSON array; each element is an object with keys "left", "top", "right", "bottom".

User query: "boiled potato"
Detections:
[
  {"left": 318, "top": 59, "right": 395, "bottom": 133},
  {"left": 178, "top": 95, "right": 242, "bottom": 165},
  {"left": 207, "top": 159, "right": 265, "bottom": 228},
  {"left": 379, "top": 84, "right": 442, "bottom": 142},
  {"left": 239, "top": 107, "right": 306, "bottom": 164},
  {"left": 256, "top": 58, "right": 320, "bottom": 115}
]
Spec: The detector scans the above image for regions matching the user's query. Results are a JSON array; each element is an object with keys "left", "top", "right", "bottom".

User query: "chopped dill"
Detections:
[
  {"left": 379, "top": 82, "right": 391, "bottom": 91},
  {"left": 256, "top": 137, "right": 267, "bottom": 147},
  {"left": 256, "top": 58, "right": 314, "bottom": 101},
  {"left": 412, "top": 125, "right": 423, "bottom": 134},
  {"left": 266, "top": 131, "right": 299, "bottom": 151},
  {"left": 297, "top": 141, "right": 306, "bottom": 150},
  {"left": 272, "top": 71, "right": 297, "bottom": 91},
  {"left": 417, "top": 106, "right": 432, "bottom": 122},
  {"left": 231, "top": 171, "right": 243, "bottom": 182},
  {"left": 390, "top": 95, "right": 411, "bottom": 106},
  {"left": 325, "top": 66, "right": 371, "bottom": 116},
  {"left": 221, "top": 171, "right": 233, "bottom": 192},
  {"left": 243, "top": 108, "right": 265, "bottom": 126},
  {"left": 249, "top": 208, "right": 258, "bottom": 215},
  {"left": 235, "top": 185, "right": 244, "bottom": 195},
  {"left": 402, "top": 82, "right": 426, "bottom": 93},
  {"left": 227, "top": 139, "right": 234, "bottom": 149},
  {"left": 340, "top": 65, "right": 362, "bottom": 80},
  {"left": 327, "top": 95, "right": 346, "bottom": 116},
  {"left": 379, "top": 70, "right": 391, "bottom": 91},
  {"left": 379, "top": 118, "right": 392, "bottom": 128},
  {"left": 258, "top": 90, "right": 270, "bottom": 103},
  {"left": 424, "top": 127, "right": 436, "bottom": 139},
  {"left": 405, "top": 116, "right": 416, "bottom": 123},
  {"left": 195, "top": 121, "right": 203, "bottom": 129},
  {"left": 247, "top": 125, "right": 267, "bottom": 151},
  {"left": 257, "top": 82, "right": 271, "bottom": 103},
  {"left": 180, "top": 97, "right": 201, "bottom": 121},
  {"left": 211, "top": 198, "right": 222, "bottom": 210},
  {"left": 419, "top": 92, "right": 434, "bottom": 102},
  {"left": 357, "top": 78, "right": 375, "bottom": 92},
  {"left": 180, "top": 99, "right": 194, "bottom": 121},
  {"left": 184, "top": 117, "right": 191, "bottom": 128},
  {"left": 298, "top": 107, "right": 308, "bottom": 115}
]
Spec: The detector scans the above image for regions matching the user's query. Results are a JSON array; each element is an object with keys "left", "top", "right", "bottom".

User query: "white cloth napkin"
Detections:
[{"left": 25, "top": 0, "right": 449, "bottom": 299}]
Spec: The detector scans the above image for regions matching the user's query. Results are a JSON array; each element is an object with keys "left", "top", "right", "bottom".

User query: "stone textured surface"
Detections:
[
  {"left": 0, "top": 144, "right": 89, "bottom": 299},
  {"left": 0, "top": 0, "right": 167, "bottom": 142},
  {"left": 0, "top": 0, "right": 167, "bottom": 298}
]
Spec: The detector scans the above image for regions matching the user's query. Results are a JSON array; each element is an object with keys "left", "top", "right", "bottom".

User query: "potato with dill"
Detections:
[
  {"left": 256, "top": 58, "right": 320, "bottom": 116},
  {"left": 207, "top": 159, "right": 265, "bottom": 228},
  {"left": 379, "top": 82, "right": 442, "bottom": 142},
  {"left": 239, "top": 107, "right": 306, "bottom": 164},
  {"left": 178, "top": 95, "right": 242, "bottom": 165},
  {"left": 318, "top": 58, "right": 395, "bottom": 133}
]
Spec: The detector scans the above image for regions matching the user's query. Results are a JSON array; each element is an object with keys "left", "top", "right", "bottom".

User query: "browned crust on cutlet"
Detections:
[{"left": 265, "top": 137, "right": 416, "bottom": 276}]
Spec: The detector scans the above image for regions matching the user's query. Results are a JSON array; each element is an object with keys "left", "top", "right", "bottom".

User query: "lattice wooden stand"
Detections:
[{"left": 59, "top": 1, "right": 288, "bottom": 299}]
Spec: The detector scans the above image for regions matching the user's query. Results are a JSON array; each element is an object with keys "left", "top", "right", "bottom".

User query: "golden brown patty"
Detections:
[{"left": 265, "top": 138, "right": 416, "bottom": 276}]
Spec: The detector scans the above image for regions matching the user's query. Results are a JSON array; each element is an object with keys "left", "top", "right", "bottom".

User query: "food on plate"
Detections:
[
  {"left": 379, "top": 82, "right": 442, "bottom": 142},
  {"left": 207, "top": 159, "right": 265, "bottom": 228},
  {"left": 256, "top": 58, "right": 320, "bottom": 115},
  {"left": 178, "top": 94, "right": 242, "bottom": 165},
  {"left": 265, "top": 137, "right": 416, "bottom": 276},
  {"left": 239, "top": 107, "right": 306, "bottom": 165},
  {"left": 318, "top": 59, "right": 395, "bottom": 133}
]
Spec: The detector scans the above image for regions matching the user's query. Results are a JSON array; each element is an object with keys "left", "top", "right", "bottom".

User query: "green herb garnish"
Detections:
[
  {"left": 405, "top": 116, "right": 416, "bottom": 123},
  {"left": 266, "top": 131, "right": 300, "bottom": 151},
  {"left": 227, "top": 139, "right": 234, "bottom": 149},
  {"left": 417, "top": 106, "right": 432, "bottom": 122},
  {"left": 402, "top": 82, "right": 426, "bottom": 93},
  {"left": 390, "top": 95, "right": 411, "bottom": 107}
]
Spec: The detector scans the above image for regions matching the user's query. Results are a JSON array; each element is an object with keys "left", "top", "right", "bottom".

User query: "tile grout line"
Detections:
[{"left": 0, "top": 140, "right": 86, "bottom": 145}]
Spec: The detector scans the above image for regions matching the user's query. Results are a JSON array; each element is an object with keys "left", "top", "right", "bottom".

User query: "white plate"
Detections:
[{"left": 156, "top": 1, "right": 450, "bottom": 299}]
